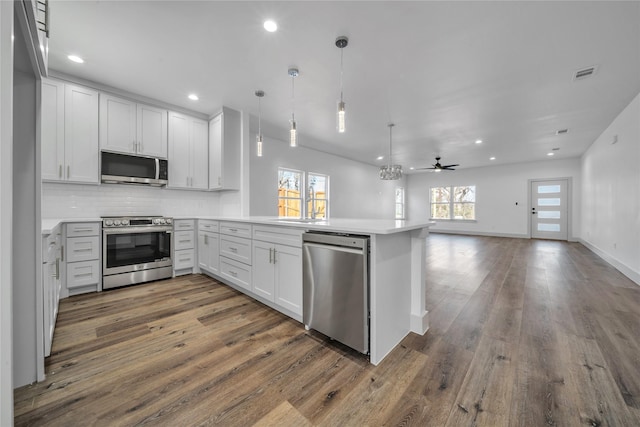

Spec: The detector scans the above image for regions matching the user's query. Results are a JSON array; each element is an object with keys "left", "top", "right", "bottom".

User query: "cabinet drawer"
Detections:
[
  {"left": 219, "top": 235, "right": 251, "bottom": 265},
  {"left": 220, "top": 257, "right": 251, "bottom": 291},
  {"left": 253, "top": 225, "right": 303, "bottom": 247},
  {"left": 198, "top": 219, "right": 219, "bottom": 233},
  {"left": 174, "top": 230, "right": 194, "bottom": 250},
  {"left": 66, "top": 236, "right": 100, "bottom": 262},
  {"left": 174, "top": 249, "right": 195, "bottom": 270},
  {"left": 66, "top": 222, "right": 100, "bottom": 237},
  {"left": 219, "top": 221, "right": 251, "bottom": 238},
  {"left": 66, "top": 260, "right": 100, "bottom": 289},
  {"left": 173, "top": 219, "right": 194, "bottom": 231}
]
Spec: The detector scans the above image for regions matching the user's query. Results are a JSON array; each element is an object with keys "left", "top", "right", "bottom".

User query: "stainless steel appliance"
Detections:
[
  {"left": 102, "top": 216, "right": 173, "bottom": 289},
  {"left": 302, "top": 232, "right": 370, "bottom": 354},
  {"left": 101, "top": 152, "right": 168, "bottom": 186}
]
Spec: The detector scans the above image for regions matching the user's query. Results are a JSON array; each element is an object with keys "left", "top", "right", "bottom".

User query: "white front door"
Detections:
[{"left": 530, "top": 179, "right": 568, "bottom": 240}]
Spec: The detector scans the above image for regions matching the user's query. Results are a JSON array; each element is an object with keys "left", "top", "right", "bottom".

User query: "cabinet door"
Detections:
[
  {"left": 99, "top": 94, "right": 137, "bottom": 154},
  {"left": 252, "top": 241, "right": 275, "bottom": 301},
  {"left": 40, "top": 79, "right": 65, "bottom": 181},
  {"left": 168, "top": 112, "right": 190, "bottom": 189},
  {"left": 208, "top": 108, "right": 241, "bottom": 190},
  {"left": 274, "top": 244, "right": 302, "bottom": 315},
  {"left": 190, "top": 118, "right": 209, "bottom": 189},
  {"left": 137, "top": 103, "right": 168, "bottom": 158},
  {"left": 64, "top": 84, "right": 99, "bottom": 183},
  {"left": 198, "top": 231, "right": 219, "bottom": 274}
]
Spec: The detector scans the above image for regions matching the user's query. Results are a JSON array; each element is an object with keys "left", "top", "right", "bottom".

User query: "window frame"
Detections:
[
  {"left": 277, "top": 167, "right": 304, "bottom": 219},
  {"left": 307, "top": 172, "right": 329, "bottom": 220},
  {"left": 277, "top": 167, "right": 330, "bottom": 219},
  {"left": 395, "top": 187, "right": 405, "bottom": 219},
  {"left": 430, "top": 185, "right": 476, "bottom": 221}
]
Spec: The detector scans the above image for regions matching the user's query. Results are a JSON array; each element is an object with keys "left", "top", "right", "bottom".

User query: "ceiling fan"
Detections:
[{"left": 416, "top": 157, "right": 459, "bottom": 172}]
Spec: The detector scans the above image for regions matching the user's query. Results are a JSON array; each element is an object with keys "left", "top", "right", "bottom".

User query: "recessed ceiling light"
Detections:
[
  {"left": 552, "top": 147, "right": 560, "bottom": 151},
  {"left": 547, "top": 152, "right": 554, "bottom": 156},
  {"left": 409, "top": 167, "right": 415, "bottom": 170},
  {"left": 475, "top": 139, "right": 483, "bottom": 144},
  {"left": 376, "top": 156, "right": 384, "bottom": 160},
  {"left": 263, "top": 20, "right": 277, "bottom": 32},
  {"left": 67, "top": 55, "right": 84, "bottom": 63},
  {"left": 556, "top": 129, "right": 569, "bottom": 135},
  {"left": 490, "top": 157, "right": 496, "bottom": 161},
  {"left": 188, "top": 94, "right": 199, "bottom": 101}
]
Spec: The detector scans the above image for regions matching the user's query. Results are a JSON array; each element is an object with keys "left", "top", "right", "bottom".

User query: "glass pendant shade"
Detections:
[
  {"left": 290, "top": 120, "right": 297, "bottom": 147},
  {"left": 379, "top": 123, "right": 402, "bottom": 180},
  {"left": 256, "top": 134, "right": 263, "bottom": 157},
  {"left": 337, "top": 101, "right": 346, "bottom": 133}
]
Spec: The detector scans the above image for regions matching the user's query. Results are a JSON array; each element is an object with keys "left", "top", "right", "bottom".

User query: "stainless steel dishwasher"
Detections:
[{"left": 302, "top": 232, "right": 370, "bottom": 355}]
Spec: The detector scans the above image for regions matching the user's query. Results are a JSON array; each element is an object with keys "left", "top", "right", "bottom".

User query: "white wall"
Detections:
[
  {"left": 0, "top": 0, "right": 14, "bottom": 422},
  {"left": 42, "top": 183, "right": 220, "bottom": 219},
  {"left": 248, "top": 120, "right": 401, "bottom": 219},
  {"left": 407, "top": 158, "right": 582, "bottom": 239},
  {"left": 581, "top": 92, "right": 640, "bottom": 284}
]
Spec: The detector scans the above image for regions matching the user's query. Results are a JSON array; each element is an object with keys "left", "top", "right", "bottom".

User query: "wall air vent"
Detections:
[
  {"left": 556, "top": 129, "right": 569, "bottom": 135},
  {"left": 573, "top": 65, "right": 597, "bottom": 81}
]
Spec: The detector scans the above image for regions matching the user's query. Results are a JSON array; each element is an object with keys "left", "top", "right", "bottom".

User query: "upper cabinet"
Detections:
[
  {"left": 41, "top": 79, "right": 99, "bottom": 184},
  {"left": 168, "top": 112, "right": 208, "bottom": 190},
  {"left": 99, "top": 94, "right": 168, "bottom": 158},
  {"left": 209, "top": 107, "right": 241, "bottom": 191}
]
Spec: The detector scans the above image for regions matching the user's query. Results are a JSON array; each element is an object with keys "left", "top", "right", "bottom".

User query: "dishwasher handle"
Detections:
[{"left": 302, "top": 241, "right": 365, "bottom": 255}]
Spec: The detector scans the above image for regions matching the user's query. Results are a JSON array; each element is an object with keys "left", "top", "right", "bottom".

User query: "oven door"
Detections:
[{"left": 103, "top": 226, "right": 172, "bottom": 276}]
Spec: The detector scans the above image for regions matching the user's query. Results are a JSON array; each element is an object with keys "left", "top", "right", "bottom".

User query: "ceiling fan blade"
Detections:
[
  {"left": 442, "top": 164, "right": 459, "bottom": 168},
  {"left": 414, "top": 166, "right": 436, "bottom": 170}
]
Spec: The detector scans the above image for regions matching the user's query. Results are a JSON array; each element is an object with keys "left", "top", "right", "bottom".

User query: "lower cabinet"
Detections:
[
  {"left": 173, "top": 219, "right": 195, "bottom": 276},
  {"left": 64, "top": 222, "right": 101, "bottom": 297},
  {"left": 197, "top": 219, "right": 219, "bottom": 275},
  {"left": 42, "top": 226, "right": 62, "bottom": 357},
  {"left": 252, "top": 240, "right": 302, "bottom": 316}
]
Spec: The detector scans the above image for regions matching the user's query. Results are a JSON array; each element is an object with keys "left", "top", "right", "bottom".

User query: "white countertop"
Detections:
[{"left": 43, "top": 216, "right": 434, "bottom": 235}]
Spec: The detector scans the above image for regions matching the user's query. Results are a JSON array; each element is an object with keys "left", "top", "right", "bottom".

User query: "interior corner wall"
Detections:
[
  {"left": 580, "top": 92, "right": 640, "bottom": 285},
  {"left": 407, "top": 158, "right": 582, "bottom": 238},
  {"left": 248, "top": 119, "right": 401, "bottom": 219}
]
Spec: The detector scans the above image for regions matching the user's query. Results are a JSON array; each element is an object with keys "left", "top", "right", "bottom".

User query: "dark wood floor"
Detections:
[{"left": 14, "top": 234, "right": 640, "bottom": 426}]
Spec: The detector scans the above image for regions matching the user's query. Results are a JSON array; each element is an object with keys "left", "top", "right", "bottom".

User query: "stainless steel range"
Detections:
[{"left": 102, "top": 216, "right": 173, "bottom": 289}]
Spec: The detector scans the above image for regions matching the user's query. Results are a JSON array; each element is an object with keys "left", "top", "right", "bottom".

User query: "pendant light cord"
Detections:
[
  {"left": 291, "top": 76, "right": 295, "bottom": 121},
  {"left": 340, "top": 48, "right": 344, "bottom": 102}
]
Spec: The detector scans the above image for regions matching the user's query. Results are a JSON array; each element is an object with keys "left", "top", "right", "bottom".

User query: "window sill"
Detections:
[{"left": 429, "top": 218, "right": 477, "bottom": 223}]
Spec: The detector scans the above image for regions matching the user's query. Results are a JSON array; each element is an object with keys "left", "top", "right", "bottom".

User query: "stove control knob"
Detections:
[
  {"left": 104, "top": 219, "right": 113, "bottom": 227},
  {"left": 153, "top": 218, "right": 161, "bottom": 224},
  {"left": 122, "top": 219, "right": 130, "bottom": 226},
  {"left": 114, "top": 220, "right": 122, "bottom": 226},
  {"left": 159, "top": 218, "right": 166, "bottom": 224},
  {"left": 165, "top": 218, "right": 172, "bottom": 224}
]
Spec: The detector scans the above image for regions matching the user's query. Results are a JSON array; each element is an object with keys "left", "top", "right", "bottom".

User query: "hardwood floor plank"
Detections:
[{"left": 254, "top": 401, "right": 313, "bottom": 427}]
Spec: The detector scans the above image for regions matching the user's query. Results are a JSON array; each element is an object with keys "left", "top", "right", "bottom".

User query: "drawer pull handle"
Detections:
[
  {"left": 229, "top": 247, "right": 237, "bottom": 253},
  {"left": 229, "top": 270, "right": 237, "bottom": 277},
  {"left": 74, "top": 247, "right": 93, "bottom": 252},
  {"left": 74, "top": 272, "right": 93, "bottom": 278},
  {"left": 229, "top": 228, "right": 238, "bottom": 232}
]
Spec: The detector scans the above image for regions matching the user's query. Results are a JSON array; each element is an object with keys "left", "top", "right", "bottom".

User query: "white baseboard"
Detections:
[
  {"left": 578, "top": 239, "right": 640, "bottom": 286},
  {"left": 430, "top": 229, "right": 529, "bottom": 239},
  {"left": 410, "top": 310, "right": 429, "bottom": 335}
]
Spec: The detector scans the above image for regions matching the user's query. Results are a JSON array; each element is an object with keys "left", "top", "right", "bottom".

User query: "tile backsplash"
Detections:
[{"left": 42, "top": 182, "right": 223, "bottom": 219}]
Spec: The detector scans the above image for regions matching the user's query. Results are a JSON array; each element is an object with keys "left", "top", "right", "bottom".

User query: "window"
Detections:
[
  {"left": 277, "top": 168, "right": 330, "bottom": 219},
  {"left": 395, "top": 187, "right": 405, "bottom": 219},
  {"left": 307, "top": 173, "right": 329, "bottom": 219},
  {"left": 278, "top": 168, "right": 303, "bottom": 218},
  {"left": 430, "top": 185, "right": 475, "bottom": 220}
]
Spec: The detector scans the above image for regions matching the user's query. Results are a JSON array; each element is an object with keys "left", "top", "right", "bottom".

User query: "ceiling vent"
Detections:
[
  {"left": 573, "top": 65, "right": 597, "bottom": 81},
  {"left": 556, "top": 129, "right": 569, "bottom": 135}
]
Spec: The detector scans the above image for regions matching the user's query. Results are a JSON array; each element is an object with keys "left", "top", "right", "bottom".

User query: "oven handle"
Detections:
[{"left": 103, "top": 226, "right": 173, "bottom": 235}]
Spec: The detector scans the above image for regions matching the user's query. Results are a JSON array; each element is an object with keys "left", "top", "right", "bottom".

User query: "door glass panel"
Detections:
[
  {"left": 537, "top": 223, "right": 561, "bottom": 232},
  {"left": 538, "top": 211, "right": 561, "bottom": 219},
  {"left": 538, "top": 198, "right": 561, "bottom": 206},
  {"left": 537, "top": 185, "right": 561, "bottom": 194}
]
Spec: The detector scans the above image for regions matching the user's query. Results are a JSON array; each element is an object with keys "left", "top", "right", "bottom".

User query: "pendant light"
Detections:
[
  {"left": 288, "top": 67, "right": 299, "bottom": 147},
  {"left": 379, "top": 123, "right": 403, "bottom": 180},
  {"left": 255, "top": 90, "right": 264, "bottom": 157},
  {"left": 335, "top": 36, "right": 348, "bottom": 133}
]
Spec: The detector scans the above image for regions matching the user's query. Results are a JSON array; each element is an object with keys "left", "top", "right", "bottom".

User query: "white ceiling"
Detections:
[{"left": 48, "top": 1, "right": 640, "bottom": 171}]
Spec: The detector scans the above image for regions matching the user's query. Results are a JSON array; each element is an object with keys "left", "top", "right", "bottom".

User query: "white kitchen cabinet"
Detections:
[
  {"left": 63, "top": 222, "right": 101, "bottom": 296},
  {"left": 198, "top": 220, "right": 219, "bottom": 275},
  {"left": 42, "top": 225, "right": 61, "bottom": 357},
  {"left": 168, "top": 112, "right": 208, "bottom": 189},
  {"left": 252, "top": 226, "right": 303, "bottom": 316},
  {"left": 100, "top": 93, "right": 168, "bottom": 158},
  {"left": 41, "top": 80, "right": 99, "bottom": 184},
  {"left": 209, "top": 107, "right": 241, "bottom": 190},
  {"left": 173, "top": 219, "right": 195, "bottom": 276}
]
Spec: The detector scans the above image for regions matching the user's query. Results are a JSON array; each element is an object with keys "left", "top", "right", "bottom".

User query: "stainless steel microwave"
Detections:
[{"left": 101, "top": 152, "right": 168, "bottom": 186}]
